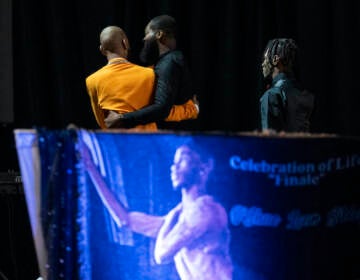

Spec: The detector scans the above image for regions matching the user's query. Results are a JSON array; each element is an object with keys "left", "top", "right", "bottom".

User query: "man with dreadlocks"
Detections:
[{"left": 260, "top": 38, "right": 314, "bottom": 132}]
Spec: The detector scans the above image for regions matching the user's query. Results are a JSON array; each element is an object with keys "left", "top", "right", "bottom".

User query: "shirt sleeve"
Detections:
[
  {"left": 165, "top": 99, "right": 199, "bottom": 122},
  {"left": 86, "top": 79, "right": 106, "bottom": 129},
  {"left": 268, "top": 90, "right": 286, "bottom": 131}
]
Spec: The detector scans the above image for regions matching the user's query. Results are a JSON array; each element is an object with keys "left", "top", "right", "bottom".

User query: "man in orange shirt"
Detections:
[{"left": 86, "top": 25, "right": 198, "bottom": 131}]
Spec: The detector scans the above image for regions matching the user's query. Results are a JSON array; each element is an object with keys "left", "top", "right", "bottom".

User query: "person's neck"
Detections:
[
  {"left": 158, "top": 40, "right": 176, "bottom": 56},
  {"left": 272, "top": 67, "right": 281, "bottom": 79},
  {"left": 159, "top": 45, "right": 171, "bottom": 56},
  {"left": 107, "top": 52, "right": 127, "bottom": 62},
  {"left": 181, "top": 185, "right": 204, "bottom": 206}
]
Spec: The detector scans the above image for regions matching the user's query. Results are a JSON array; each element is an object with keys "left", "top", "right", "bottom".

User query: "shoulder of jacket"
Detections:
[
  {"left": 161, "top": 50, "right": 185, "bottom": 65},
  {"left": 265, "top": 87, "right": 282, "bottom": 95}
]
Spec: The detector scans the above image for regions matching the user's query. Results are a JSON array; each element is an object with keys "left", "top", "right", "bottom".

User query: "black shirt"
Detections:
[
  {"left": 260, "top": 72, "right": 314, "bottom": 132},
  {"left": 121, "top": 50, "right": 193, "bottom": 128}
]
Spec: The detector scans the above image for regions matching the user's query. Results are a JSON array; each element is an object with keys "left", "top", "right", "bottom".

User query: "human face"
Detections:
[
  {"left": 143, "top": 23, "right": 156, "bottom": 41},
  {"left": 170, "top": 146, "right": 202, "bottom": 190},
  {"left": 262, "top": 49, "right": 273, "bottom": 78},
  {"left": 139, "top": 24, "right": 159, "bottom": 65}
]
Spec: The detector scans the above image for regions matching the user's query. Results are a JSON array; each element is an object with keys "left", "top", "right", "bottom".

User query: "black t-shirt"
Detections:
[{"left": 121, "top": 50, "right": 193, "bottom": 128}]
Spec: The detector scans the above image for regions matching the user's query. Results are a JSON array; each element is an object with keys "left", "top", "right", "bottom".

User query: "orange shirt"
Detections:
[{"left": 86, "top": 58, "right": 157, "bottom": 131}]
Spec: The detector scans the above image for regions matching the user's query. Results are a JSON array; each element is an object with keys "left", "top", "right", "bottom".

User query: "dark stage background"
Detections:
[
  {"left": 1, "top": 0, "right": 360, "bottom": 167},
  {"left": 9, "top": 0, "right": 360, "bottom": 134},
  {"left": 1, "top": 0, "right": 360, "bottom": 279}
]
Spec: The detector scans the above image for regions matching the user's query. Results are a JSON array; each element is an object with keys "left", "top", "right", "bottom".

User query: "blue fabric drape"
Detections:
[{"left": 37, "top": 128, "right": 79, "bottom": 280}]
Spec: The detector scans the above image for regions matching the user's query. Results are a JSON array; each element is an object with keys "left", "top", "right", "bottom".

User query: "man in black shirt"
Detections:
[
  {"left": 260, "top": 38, "right": 314, "bottom": 132},
  {"left": 105, "top": 15, "right": 198, "bottom": 130}
]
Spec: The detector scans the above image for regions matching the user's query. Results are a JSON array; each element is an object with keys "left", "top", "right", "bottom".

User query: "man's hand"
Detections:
[
  {"left": 105, "top": 110, "right": 124, "bottom": 128},
  {"left": 192, "top": 94, "right": 200, "bottom": 113}
]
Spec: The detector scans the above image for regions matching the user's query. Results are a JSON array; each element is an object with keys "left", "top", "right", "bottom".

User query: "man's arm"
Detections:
[
  {"left": 108, "top": 56, "right": 183, "bottom": 128},
  {"left": 128, "top": 212, "right": 164, "bottom": 238},
  {"left": 105, "top": 97, "right": 198, "bottom": 128},
  {"left": 86, "top": 79, "right": 106, "bottom": 129},
  {"left": 80, "top": 141, "right": 164, "bottom": 236},
  {"left": 268, "top": 90, "right": 286, "bottom": 131},
  {"left": 80, "top": 142, "right": 129, "bottom": 226},
  {"left": 154, "top": 198, "right": 217, "bottom": 264},
  {"left": 165, "top": 97, "right": 199, "bottom": 122}
]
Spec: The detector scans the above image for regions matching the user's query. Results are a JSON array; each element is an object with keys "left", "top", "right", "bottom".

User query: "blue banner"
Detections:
[{"left": 15, "top": 129, "right": 360, "bottom": 280}]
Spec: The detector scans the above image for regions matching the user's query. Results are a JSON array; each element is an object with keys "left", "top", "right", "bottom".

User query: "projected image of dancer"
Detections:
[{"left": 81, "top": 141, "right": 233, "bottom": 280}]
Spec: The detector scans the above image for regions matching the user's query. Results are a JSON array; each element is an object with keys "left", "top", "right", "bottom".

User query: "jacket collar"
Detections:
[{"left": 271, "top": 72, "right": 288, "bottom": 87}]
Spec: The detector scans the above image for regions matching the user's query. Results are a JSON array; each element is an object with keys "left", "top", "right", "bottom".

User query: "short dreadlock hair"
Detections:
[{"left": 264, "top": 38, "right": 298, "bottom": 72}]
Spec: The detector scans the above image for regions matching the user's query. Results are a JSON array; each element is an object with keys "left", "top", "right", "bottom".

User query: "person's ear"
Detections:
[
  {"left": 99, "top": 45, "right": 106, "bottom": 56},
  {"left": 155, "top": 30, "right": 164, "bottom": 40},
  {"left": 122, "top": 38, "right": 130, "bottom": 51},
  {"left": 200, "top": 159, "right": 214, "bottom": 177},
  {"left": 272, "top": 55, "right": 280, "bottom": 66},
  {"left": 156, "top": 30, "right": 168, "bottom": 44}
]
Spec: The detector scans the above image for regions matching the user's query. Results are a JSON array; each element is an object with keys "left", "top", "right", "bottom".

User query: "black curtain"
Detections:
[{"left": 12, "top": 0, "right": 360, "bottom": 135}]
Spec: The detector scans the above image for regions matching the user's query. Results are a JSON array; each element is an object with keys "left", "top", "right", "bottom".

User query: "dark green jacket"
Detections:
[{"left": 260, "top": 73, "right": 314, "bottom": 132}]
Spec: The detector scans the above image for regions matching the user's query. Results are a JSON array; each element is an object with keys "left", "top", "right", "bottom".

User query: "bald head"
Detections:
[{"left": 99, "top": 26, "right": 129, "bottom": 57}]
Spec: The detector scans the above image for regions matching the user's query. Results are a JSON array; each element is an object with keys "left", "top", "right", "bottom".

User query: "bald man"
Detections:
[
  {"left": 86, "top": 26, "right": 156, "bottom": 130},
  {"left": 86, "top": 26, "right": 198, "bottom": 131}
]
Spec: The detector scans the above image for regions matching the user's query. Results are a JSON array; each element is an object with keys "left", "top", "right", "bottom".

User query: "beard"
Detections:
[
  {"left": 139, "top": 37, "right": 159, "bottom": 66},
  {"left": 262, "top": 60, "right": 274, "bottom": 78}
]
